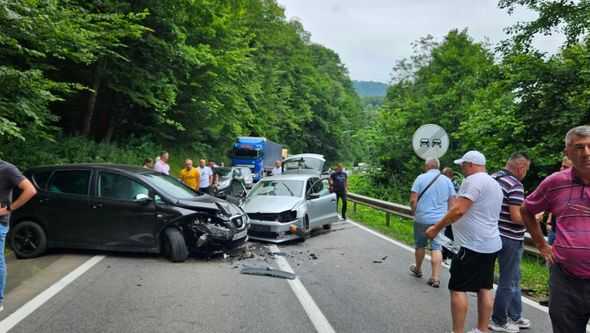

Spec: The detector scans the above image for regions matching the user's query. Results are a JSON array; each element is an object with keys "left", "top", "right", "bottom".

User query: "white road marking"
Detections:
[
  {"left": 0, "top": 255, "right": 105, "bottom": 332},
  {"left": 268, "top": 245, "right": 336, "bottom": 333}
]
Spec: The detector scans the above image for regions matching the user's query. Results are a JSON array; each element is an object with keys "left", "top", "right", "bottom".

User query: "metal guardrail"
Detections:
[{"left": 347, "top": 192, "right": 541, "bottom": 257}]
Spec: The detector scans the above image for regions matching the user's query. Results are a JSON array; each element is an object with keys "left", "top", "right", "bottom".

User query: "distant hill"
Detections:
[{"left": 353, "top": 80, "right": 388, "bottom": 97}]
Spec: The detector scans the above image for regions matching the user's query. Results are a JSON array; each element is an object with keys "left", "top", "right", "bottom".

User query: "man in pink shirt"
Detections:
[
  {"left": 153, "top": 151, "right": 170, "bottom": 175},
  {"left": 521, "top": 125, "right": 590, "bottom": 333}
]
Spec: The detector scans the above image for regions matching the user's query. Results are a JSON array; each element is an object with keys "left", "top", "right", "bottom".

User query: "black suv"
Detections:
[{"left": 9, "top": 164, "right": 249, "bottom": 262}]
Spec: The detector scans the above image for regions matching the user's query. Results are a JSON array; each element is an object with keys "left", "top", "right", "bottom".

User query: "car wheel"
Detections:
[
  {"left": 162, "top": 228, "right": 188, "bottom": 263},
  {"left": 10, "top": 221, "right": 48, "bottom": 259}
]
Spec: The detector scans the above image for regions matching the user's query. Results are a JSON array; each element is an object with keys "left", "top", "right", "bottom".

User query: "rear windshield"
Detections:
[
  {"left": 143, "top": 173, "right": 199, "bottom": 200},
  {"left": 248, "top": 180, "right": 304, "bottom": 197}
]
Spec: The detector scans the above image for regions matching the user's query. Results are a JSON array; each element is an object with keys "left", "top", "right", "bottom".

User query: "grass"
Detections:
[{"left": 345, "top": 201, "right": 550, "bottom": 300}]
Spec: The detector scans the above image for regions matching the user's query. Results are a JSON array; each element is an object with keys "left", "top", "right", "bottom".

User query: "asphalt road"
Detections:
[{"left": 1, "top": 221, "right": 553, "bottom": 333}]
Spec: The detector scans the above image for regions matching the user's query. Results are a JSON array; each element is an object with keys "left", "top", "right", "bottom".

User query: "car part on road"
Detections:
[
  {"left": 239, "top": 264, "right": 296, "bottom": 280},
  {"left": 10, "top": 221, "right": 48, "bottom": 259},
  {"left": 163, "top": 228, "right": 189, "bottom": 262}
]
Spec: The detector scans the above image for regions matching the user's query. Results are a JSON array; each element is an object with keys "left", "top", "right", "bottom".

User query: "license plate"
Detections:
[{"left": 233, "top": 229, "right": 247, "bottom": 241}]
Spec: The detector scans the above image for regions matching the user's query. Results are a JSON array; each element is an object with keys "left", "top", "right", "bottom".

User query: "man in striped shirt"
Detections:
[
  {"left": 522, "top": 126, "right": 590, "bottom": 333},
  {"left": 490, "top": 153, "right": 531, "bottom": 333}
]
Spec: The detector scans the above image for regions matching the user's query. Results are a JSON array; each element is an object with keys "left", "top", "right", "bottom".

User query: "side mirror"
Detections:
[
  {"left": 307, "top": 192, "right": 320, "bottom": 200},
  {"left": 135, "top": 194, "right": 152, "bottom": 205}
]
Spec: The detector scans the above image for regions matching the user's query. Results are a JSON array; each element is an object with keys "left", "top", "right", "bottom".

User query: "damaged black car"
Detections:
[{"left": 8, "top": 164, "right": 249, "bottom": 262}]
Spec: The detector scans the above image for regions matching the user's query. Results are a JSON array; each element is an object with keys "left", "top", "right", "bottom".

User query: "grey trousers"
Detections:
[{"left": 550, "top": 264, "right": 590, "bottom": 333}]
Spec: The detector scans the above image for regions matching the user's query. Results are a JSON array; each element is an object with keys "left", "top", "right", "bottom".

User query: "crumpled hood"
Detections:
[
  {"left": 242, "top": 196, "right": 303, "bottom": 214},
  {"left": 176, "top": 194, "right": 242, "bottom": 216}
]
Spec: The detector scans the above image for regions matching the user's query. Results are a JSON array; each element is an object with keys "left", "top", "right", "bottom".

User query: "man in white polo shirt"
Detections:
[{"left": 426, "top": 150, "right": 503, "bottom": 333}]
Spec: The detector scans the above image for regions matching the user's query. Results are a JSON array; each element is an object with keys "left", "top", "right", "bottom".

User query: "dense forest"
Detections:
[
  {"left": 360, "top": 0, "right": 590, "bottom": 199},
  {"left": 0, "top": 0, "right": 367, "bottom": 168}
]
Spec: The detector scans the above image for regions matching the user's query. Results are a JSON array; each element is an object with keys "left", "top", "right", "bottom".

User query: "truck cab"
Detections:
[{"left": 230, "top": 137, "right": 282, "bottom": 182}]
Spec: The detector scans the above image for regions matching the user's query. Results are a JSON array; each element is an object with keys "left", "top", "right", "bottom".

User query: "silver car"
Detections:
[{"left": 243, "top": 154, "right": 338, "bottom": 242}]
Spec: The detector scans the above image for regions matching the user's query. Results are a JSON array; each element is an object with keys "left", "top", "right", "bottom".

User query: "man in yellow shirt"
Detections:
[{"left": 179, "top": 159, "right": 200, "bottom": 190}]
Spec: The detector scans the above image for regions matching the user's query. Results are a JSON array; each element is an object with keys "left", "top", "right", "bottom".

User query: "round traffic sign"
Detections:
[{"left": 412, "top": 124, "right": 449, "bottom": 160}]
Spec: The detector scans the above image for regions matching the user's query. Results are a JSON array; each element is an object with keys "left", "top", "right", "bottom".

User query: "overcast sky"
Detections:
[{"left": 276, "top": 0, "right": 564, "bottom": 83}]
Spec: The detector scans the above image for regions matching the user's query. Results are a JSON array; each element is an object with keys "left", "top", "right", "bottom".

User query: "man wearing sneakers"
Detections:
[
  {"left": 426, "top": 151, "right": 503, "bottom": 333},
  {"left": 409, "top": 158, "right": 455, "bottom": 288},
  {"left": 489, "top": 153, "right": 532, "bottom": 332}
]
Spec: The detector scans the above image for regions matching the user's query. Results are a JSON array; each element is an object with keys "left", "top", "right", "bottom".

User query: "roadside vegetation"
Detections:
[{"left": 347, "top": 174, "right": 550, "bottom": 300}]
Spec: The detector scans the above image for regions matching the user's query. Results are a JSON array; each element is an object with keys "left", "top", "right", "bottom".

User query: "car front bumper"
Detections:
[{"left": 247, "top": 218, "right": 303, "bottom": 243}]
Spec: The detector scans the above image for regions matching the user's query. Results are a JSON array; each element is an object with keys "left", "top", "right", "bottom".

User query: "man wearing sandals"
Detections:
[
  {"left": 409, "top": 158, "right": 456, "bottom": 288},
  {"left": 426, "top": 151, "right": 503, "bottom": 333},
  {"left": 489, "top": 153, "right": 531, "bottom": 332}
]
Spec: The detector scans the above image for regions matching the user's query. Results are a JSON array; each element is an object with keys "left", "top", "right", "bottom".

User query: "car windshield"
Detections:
[
  {"left": 248, "top": 180, "right": 303, "bottom": 198},
  {"left": 238, "top": 167, "right": 251, "bottom": 175},
  {"left": 283, "top": 158, "right": 324, "bottom": 172},
  {"left": 143, "top": 173, "right": 198, "bottom": 200}
]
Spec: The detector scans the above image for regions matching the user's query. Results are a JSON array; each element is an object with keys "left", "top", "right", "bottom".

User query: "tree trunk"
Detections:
[
  {"left": 81, "top": 66, "right": 102, "bottom": 137},
  {"left": 103, "top": 113, "right": 115, "bottom": 144}
]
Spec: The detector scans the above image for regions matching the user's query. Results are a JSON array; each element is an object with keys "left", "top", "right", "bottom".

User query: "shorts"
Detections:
[
  {"left": 448, "top": 247, "right": 497, "bottom": 292},
  {"left": 413, "top": 223, "right": 441, "bottom": 251}
]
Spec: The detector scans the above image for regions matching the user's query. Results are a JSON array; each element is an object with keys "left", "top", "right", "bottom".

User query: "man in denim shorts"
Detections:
[{"left": 409, "top": 158, "right": 455, "bottom": 288}]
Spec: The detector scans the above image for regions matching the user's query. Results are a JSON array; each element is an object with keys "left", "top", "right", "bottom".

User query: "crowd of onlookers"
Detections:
[{"left": 410, "top": 125, "right": 590, "bottom": 333}]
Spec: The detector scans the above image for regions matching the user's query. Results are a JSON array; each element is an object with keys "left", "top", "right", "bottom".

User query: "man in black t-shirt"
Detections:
[
  {"left": 0, "top": 160, "right": 37, "bottom": 311},
  {"left": 329, "top": 163, "right": 348, "bottom": 220}
]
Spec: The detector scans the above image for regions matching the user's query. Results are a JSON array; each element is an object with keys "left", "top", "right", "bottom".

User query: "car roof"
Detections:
[
  {"left": 284, "top": 153, "right": 325, "bottom": 162},
  {"left": 259, "top": 174, "right": 319, "bottom": 182},
  {"left": 26, "top": 163, "right": 158, "bottom": 176}
]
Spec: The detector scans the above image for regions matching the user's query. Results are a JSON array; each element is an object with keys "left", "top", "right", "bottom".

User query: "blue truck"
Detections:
[{"left": 230, "top": 137, "right": 283, "bottom": 182}]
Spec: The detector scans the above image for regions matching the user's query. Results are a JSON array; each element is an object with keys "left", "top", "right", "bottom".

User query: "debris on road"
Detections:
[
  {"left": 309, "top": 253, "right": 318, "bottom": 260},
  {"left": 268, "top": 251, "right": 288, "bottom": 257},
  {"left": 240, "top": 265, "right": 296, "bottom": 280}
]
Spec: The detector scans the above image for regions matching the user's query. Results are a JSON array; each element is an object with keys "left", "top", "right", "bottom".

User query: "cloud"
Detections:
[{"left": 277, "top": 0, "right": 564, "bottom": 82}]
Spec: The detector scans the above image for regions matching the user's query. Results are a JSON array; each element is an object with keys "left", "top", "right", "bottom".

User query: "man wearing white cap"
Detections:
[{"left": 426, "top": 150, "right": 503, "bottom": 333}]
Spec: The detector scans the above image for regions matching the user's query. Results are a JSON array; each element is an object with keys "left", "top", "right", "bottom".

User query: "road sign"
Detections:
[{"left": 412, "top": 124, "right": 449, "bottom": 160}]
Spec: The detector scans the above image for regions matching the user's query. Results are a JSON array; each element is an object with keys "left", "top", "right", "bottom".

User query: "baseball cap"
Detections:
[{"left": 454, "top": 150, "right": 486, "bottom": 166}]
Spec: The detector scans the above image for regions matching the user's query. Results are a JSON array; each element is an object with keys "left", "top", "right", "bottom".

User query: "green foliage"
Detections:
[
  {"left": 0, "top": 0, "right": 364, "bottom": 166},
  {"left": 352, "top": 80, "right": 388, "bottom": 97}
]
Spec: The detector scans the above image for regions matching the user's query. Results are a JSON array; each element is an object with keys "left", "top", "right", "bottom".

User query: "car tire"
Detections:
[
  {"left": 10, "top": 221, "right": 48, "bottom": 259},
  {"left": 162, "top": 228, "right": 188, "bottom": 263}
]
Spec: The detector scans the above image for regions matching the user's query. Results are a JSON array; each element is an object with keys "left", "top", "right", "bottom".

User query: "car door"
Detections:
[
  {"left": 305, "top": 177, "right": 322, "bottom": 226},
  {"left": 307, "top": 178, "right": 337, "bottom": 225},
  {"left": 44, "top": 169, "right": 93, "bottom": 247},
  {"left": 89, "top": 171, "right": 158, "bottom": 250}
]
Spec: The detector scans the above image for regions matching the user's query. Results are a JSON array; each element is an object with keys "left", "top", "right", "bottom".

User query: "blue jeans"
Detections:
[
  {"left": 0, "top": 223, "right": 8, "bottom": 304},
  {"left": 492, "top": 236, "right": 524, "bottom": 325}
]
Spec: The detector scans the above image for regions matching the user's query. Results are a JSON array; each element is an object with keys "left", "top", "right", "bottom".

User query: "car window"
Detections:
[
  {"left": 48, "top": 170, "right": 90, "bottom": 196},
  {"left": 142, "top": 173, "right": 198, "bottom": 200},
  {"left": 310, "top": 179, "right": 330, "bottom": 197},
  {"left": 99, "top": 172, "right": 150, "bottom": 201},
  {"left": 32, "top": 170, "right": 52, "bottom": 190},
  {"left": 249, "top": 180, "right": 304, "bottom": 197}
]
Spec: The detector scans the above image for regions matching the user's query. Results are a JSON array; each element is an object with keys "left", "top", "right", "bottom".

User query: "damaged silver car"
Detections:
[{"left": 242, "top": 154, "right": 338, "bottom": 242}]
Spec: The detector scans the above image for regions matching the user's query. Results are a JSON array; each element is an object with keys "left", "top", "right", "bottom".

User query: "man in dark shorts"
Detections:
[
  {"left": 0, "top": 160, "right": 37, "bottom": 311},
  {"left": 426, "top": 151, "right": 503, "bottom": 333},
  {"left": 521, "top": 125, "right": 590, "bottom": 333},
  {"left": 329, "top": 163, "right": 348, "bottom": 220}
]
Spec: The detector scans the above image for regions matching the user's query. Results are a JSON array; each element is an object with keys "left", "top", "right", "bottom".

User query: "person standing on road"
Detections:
[
  {"left": 199, "top": 159, "right": 213, "bottom": 194},
  {"left": 409, "top": 159, "right": 455, "bottom": 288},
  {"left": 425, "top": 151, "right": 503, "bottom": 333},
  {"left": 489, "top": 153, "right": 532, "bottom": 332},
  {"left": 521, "top": 125, "right": 590, "bottom": 333},
  {"left": 329, "top": 163, "right": 348, "bottom": 220},
  {"left": 179, "top": 159, "right": 200, "bottom": 191},
  {"left": 272, "top": 160, "right": 282, "bottom": 176},
  {"left": 441, "top": 167, "right": 458, "bottom": 264},
  {"left": 153, "top": 151, "right": 170, "bottom": 175},
  {"left": 0, "top": 160, "right": 37, "bottom": 312}
]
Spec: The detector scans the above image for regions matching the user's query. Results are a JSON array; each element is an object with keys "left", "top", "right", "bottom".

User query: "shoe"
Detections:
[
  {"left": 510, "top": 318, "right": 531, "bottom": 329},
  {"left": 467, "top": 329, "right": 483, "bottom": 333},
  {"left": 489, "top": 320, "right": 519, "bottom": 332},
  {"left": 409, "top": 264, "right": 423, "bottom": 278},
  {"left": 427, "top": 278, "right": 440, "bottom": 288}
]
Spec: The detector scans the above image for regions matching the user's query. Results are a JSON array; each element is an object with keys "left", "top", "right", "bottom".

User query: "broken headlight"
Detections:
[{"left": 278, "top": 210, "right": 298, "bottom": 223}]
